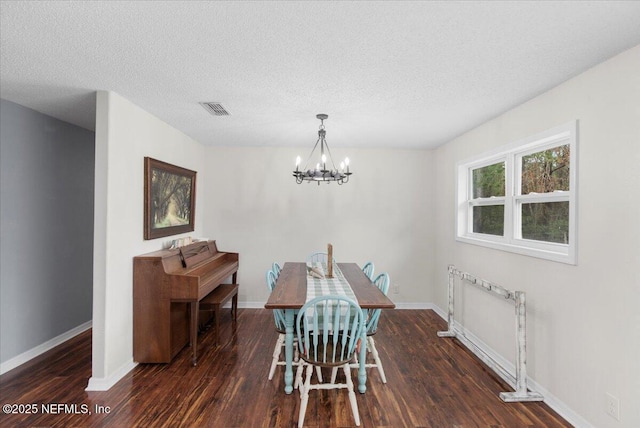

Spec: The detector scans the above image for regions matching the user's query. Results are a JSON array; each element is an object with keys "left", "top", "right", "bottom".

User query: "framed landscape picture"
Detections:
[{"left": 144, "top": 157, "right": 196, "bottom": 240}]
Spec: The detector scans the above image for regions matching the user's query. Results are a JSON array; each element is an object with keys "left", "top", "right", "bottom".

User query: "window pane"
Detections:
[
  {"left": 521, "top": 144, "right": 570, "bottom": 194},
  {"left": 472, "top": 162, "right": 505, "bottom": 198},
  {"left": 473, "top": 205, "right": 504, "bottom": 236},
  {"left": 521, "top": 202, "right": 569, "bottom": 243}
]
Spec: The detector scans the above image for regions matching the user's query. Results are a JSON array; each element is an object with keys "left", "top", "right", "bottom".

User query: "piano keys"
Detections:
[{"left": 133, "top": 240, "right": 239, "bottom": 365}]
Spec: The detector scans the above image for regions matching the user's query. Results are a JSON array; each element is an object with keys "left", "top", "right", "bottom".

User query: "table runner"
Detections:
[
  {"left": 303, "top": 262, "right": 358, "bottom": 331},
  {"left": 305, "top": 262, "right": 357, "bottom": 302}
]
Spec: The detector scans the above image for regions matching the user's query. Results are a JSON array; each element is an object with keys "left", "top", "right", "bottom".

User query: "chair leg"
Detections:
[
  {"left": 298, "top": 364, "right": 313, "bottom": 428},
  {"left": 343, "top": 363, "right": 361, "bottom": 426},
  {"left": 294, "top": 362, "right": 304, "bottom": 390},
  {"left": 368, "top": 336, "right": 386, "bottom": 383},
  {"left": 295, "top": 363, "right": 322, "bottom": 389},
  {"left": 268, "top": 333, "right": 285, "bottom": 380}
]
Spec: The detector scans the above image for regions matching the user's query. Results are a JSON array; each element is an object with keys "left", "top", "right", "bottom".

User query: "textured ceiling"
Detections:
[{"left": 2, "top": 1, "right": 640, "bottom": 149}]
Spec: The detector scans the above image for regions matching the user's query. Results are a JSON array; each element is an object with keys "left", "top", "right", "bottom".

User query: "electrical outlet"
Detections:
[
  {"left": 605, "top": 392, "right": 620, "bottom": 421},
  {"left": 393, "top": 283, "right": 399, "bottom": 294}
]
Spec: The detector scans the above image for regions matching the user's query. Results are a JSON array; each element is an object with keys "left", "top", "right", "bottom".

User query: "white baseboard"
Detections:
[
  {"left": 393, "top": 302, "right": 434, "bottom": 310},
  {"left": 431, "top": 305, "right": 592, "bottom": 428},
  {"left": 0, "top": 320, "right": 92, "bottom": 375},
  {"left": 86, "top": 359, "right": 138, "bottom": 391}
]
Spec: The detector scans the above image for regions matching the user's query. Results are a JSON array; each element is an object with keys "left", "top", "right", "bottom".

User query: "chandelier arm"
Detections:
[
  {"left": 301, "top": 136, "right": 323, "bottom": 171},
  {"left": 322, "top": 138, "right": 340, "bottom": 171}
]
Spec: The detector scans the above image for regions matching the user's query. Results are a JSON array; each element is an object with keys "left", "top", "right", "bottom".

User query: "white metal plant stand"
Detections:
[{"left": 437, "top": 265, "right": 543, "bottom": 402}]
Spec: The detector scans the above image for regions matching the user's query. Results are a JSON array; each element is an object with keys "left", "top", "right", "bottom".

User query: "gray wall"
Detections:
[{"left": 0, "top": 99, "right": 94, "bottom": 364}]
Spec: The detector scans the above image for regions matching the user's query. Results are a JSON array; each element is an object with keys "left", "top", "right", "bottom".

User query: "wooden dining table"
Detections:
[{"left": 264, "top": 262, "right": 396, "bottom": 394}]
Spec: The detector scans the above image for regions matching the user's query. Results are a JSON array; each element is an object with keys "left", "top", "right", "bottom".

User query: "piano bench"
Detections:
[{"left": 200, "top": 283, "right": 239, "bottom": 347}]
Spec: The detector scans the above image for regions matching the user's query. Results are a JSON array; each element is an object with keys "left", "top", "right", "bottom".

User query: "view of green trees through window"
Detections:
[
  {"left": 520, "top": 144, "right": 570, "bottom": 243},
  {"left": 471, "top": 145, "right": 570, "bottom": 243},
  {"left": 459, "top": 122, "right": 576, "bottom": 262},
  {"left": 472, "top": 162, "right": 505, "bottom": 235},
  {"left": 473, "top": 205, "right": 504, "bottom": 235},
  {"left": 472, "top": 162, "right": 505, "bottom": 198},
  {"left": 521, "top": 145, "right": 570, "bottom": 193},
  {"left": 522, "top": 202, "right": 569, "bottom": 243}
]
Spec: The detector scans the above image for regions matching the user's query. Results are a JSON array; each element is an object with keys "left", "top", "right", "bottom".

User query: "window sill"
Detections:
[{"left": 456, "top": 234, "right": 576, "bottom": 265}]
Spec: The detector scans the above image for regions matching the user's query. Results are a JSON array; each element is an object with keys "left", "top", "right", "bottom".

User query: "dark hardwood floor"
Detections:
[{"left": 0, "top": 309, "right": 571, "bottom": 427}]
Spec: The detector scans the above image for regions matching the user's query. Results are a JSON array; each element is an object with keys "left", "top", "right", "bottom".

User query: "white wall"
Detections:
[
  {"left": 203, "top": 146, "right": 434, "bottom": 307},
  {"left": 433, "top": 45, "right": 640, "bottom": 427},
  {"left": 88, "top": 91, "right": 208, "bottom": 390}
]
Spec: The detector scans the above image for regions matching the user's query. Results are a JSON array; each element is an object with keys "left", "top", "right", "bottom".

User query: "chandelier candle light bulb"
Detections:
[{"left": 293, "top": 114, "right": 353, "bottom": 185}]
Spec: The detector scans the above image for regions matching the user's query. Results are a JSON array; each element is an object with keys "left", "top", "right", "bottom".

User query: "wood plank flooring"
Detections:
[{"left": 0, "top": 309, "right": 571, "bottom": 427}]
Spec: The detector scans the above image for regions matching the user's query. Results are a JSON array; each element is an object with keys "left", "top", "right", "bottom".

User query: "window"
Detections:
[{"left": 456, "top": 121, "right": 578, "bottom": 264}]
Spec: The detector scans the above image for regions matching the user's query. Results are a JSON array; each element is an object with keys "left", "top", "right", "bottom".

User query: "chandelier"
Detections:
[{"left": 293, "top": 114, "right": 352, "bottom": 185}]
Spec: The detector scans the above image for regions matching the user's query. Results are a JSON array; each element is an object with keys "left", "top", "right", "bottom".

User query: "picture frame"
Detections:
[{"left": 144, "top": 157, "right": 197, "bottom": 240}]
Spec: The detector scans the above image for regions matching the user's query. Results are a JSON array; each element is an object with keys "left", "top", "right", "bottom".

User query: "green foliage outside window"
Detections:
[
  {"left": 520, "top": 145, "right": 570, "bottom": 243},
  {"left": 473, "top": 205, "right": 504, "bottom": 236},
  {"left": 522, "top": 202, "right": 569, "bottom": 243},
  {"left": 521, "top": 145, "right": 570, "bottom": 194},
  {"left": 472, "top": 162, "right": 505, "bottom": 198},
  {"left": 471, "top": 145, "right": 571, "bottom": 243},
  {"left": 471, "top": 162, "right": 505, "bottom": 236}
]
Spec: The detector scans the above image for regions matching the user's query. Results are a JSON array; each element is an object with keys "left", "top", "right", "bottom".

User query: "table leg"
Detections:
[{"left": 284, "top": 309, "right": 295, "bottom": 394}]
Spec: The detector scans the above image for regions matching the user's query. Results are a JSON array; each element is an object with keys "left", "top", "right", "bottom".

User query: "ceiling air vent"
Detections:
[{"left": 199, "top": 102, "right": 230, "bottom": 116}]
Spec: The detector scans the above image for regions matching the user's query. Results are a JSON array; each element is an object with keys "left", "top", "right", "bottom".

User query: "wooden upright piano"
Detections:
[{"left": 133, "top": 240, "right": 239, "bottom": 365}]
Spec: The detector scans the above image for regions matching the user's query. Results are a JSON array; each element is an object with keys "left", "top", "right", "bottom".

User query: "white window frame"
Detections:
[{"left": 456, "top": 121, "right": 578, "bottom": 264}]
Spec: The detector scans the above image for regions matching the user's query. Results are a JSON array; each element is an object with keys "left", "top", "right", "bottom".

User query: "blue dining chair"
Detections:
[
  {"left": 331, "top": 272, "right": 390, "bottom": 384},
  {"left": 361, "top": 261, "right": 375, "bottom": 280},
  {"left": 295, "top": 295, "right": 366, "bottom": 427},
  {"left": 306, "top": 252, "right": 336, "bottom": 265},
  {"left": 272, "top": 262, "right": 282, "bottom": 279},
  {"left": 358, "top": 272, "right": 390, "bottom": 383},
  {"left": 266, "top": 270, "right": 322, "bottom": 386},
  {"left": 266, "top": 270, "right": 288, "bottom": 381}
]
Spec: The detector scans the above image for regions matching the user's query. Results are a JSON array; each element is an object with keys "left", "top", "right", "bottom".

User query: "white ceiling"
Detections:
[{"left": 2, "top": 1, "right": 640, "bottom": 149}]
